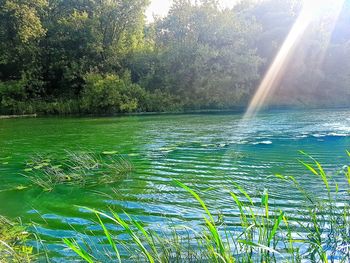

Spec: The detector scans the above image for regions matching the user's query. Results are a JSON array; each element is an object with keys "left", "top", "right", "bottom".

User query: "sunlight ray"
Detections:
[{"left": 244, "top": 0, "right": 346, "bottom": 119}]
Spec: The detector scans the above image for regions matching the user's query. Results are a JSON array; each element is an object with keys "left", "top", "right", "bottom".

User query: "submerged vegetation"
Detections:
[
  {"left": 0, "top": 216, "right": 34, "bottom": 262},
  {"left": 23, "top": 151, "right": 133, "bottom": 191},
  {"left": 64, "top": 153, "right": 350, "bottom": 262},
  {"left": 0, "top": 0, "right": 350, "bottom": 115}
]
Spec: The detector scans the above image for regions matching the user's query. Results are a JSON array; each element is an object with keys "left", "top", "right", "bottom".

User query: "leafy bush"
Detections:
[
  {"left": 81, "top": 72, "right": 146, "bottom": 114},
  {"left": 0, "top": 76, "right": 183, "bottom": 115},
  {"left": 143, "top": 89, "right": 184, "bottom": 112},
  {"left": 0, "top": 79, "right": 28, "bottom": 114},
  {"left": 33, "top": 100, "right": 80, "bottom": 115}
]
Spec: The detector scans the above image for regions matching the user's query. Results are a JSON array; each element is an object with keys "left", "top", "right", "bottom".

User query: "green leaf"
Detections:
[
  {"left": 268, "top": 211, "right": 284, "bottom": 246},
  {"left": 96, "top": 214, "right": 121, "bottom": 263},
  {"left": 63, "top": 238, "right": 94, "bottom": 263},
  {"left": 174, "top": 180, "right": 214, "bottom": 223}
]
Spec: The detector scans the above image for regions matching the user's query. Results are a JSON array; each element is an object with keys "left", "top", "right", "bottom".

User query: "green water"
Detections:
[{"left": 0, "top": 109, "right": 349, "bottom": 261}]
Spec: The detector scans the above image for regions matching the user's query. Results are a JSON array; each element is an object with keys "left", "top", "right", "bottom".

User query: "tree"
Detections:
[
  {"left": 39, "top": 0, "right": 150, "bottom": 97},
  {"left": 142, "top": 0, "right": 262, "bottom": 109},
  {"left": 0, "top": 0, "right": 47, "bottom": 95}
]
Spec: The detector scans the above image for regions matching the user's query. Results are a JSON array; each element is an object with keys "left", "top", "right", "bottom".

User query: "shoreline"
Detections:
[
  {"left": 0, "top": 114, "right": 37, "bottom": 119},
  {"left": 0, "top": 106, "right": 349, "bottom": 119}
]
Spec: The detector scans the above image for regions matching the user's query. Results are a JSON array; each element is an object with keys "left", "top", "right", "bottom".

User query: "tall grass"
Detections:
[{"left": 63, "top": 153, "right": 350, "bottom": 262}]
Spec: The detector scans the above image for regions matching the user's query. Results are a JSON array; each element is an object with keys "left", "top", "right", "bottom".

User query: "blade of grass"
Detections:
[
  {"left": 63, "top": 238, "right": 94, "bottom": 263},
  {"left": 96, "top": 213, "right": 121, "bottom": 263},
  {"left": 267, "top": 211, "right": 284, "bottom": 247},
  {"left": 174, "top": 180, "right": 214, "bottom": 223}
]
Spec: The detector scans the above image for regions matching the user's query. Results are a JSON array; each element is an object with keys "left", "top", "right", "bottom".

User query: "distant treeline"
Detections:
[{"left": 0, "top": 0, "right": 349, "bottom": 115}]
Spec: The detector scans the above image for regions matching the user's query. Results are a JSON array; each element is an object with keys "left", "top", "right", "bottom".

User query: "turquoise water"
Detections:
[{"left": 0, "top": 109, "right": 349, "bottom": 261}]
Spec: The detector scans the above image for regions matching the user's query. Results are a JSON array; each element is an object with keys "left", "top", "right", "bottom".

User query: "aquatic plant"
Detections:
[
  {"left": 23, "top": 151, "right": 134, "bottom": 191},
  {"left": 295, "top": 152, "right": 350, "bottom": 262},
  {"left": 0, "top": 216, "right": 35, "bottom": 262},
  {"left": 64, "top": 153, "right": 350, "bottom": 262}
]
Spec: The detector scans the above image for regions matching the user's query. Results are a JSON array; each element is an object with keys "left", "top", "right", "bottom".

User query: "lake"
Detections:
[{"left": 0, "top": 109, "right": 349, "bottom": 261}]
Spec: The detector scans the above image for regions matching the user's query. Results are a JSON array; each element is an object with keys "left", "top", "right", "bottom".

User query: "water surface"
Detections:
[{"left": 0, "top": 109, "right": 349, "bottom": 261}]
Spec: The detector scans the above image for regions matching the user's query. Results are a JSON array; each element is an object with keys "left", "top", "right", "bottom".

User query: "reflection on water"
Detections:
[{"left": 0, "top": 109, "right": 349, "bottom": 260}]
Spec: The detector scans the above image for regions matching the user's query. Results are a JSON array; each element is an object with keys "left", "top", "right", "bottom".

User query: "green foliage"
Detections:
[
  {"left": 81, "top": 72, "right": 144, "bottom": 113},
  {"left": 0, "top": 0, "right": 47, "bottom": 44},
  {"left": 0, "top": 79, "right": 28, "bottom": 114},
  {"left": 0, "top": 0, "right": 46, "bottom": 93},
  {"left": 0, "top": 81, "right": 81, "bottom": 115},
  {"left": 0, "top": 0, "right": 350, "bottom": 115},
  {"left": 142, "top": 89, "right": 183, "bottom": 112},
  {"left": 145, "top": 0, "right": 262, "bottom": 109},
  {"left": 0, "top": 215, "right": 34, "bottom": 262}
]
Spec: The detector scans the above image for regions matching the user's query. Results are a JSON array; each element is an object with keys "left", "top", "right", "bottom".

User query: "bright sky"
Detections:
[{"left": 146, "top": 0, "right": 237, "bottom": 21}]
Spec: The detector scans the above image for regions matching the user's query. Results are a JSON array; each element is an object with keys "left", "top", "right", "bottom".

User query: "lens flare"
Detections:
[{"left": 244, "top": 0, "right": 345, "bottom": 119}]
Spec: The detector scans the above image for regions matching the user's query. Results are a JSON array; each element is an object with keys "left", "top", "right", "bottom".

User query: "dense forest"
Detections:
[{"left": 0, "top": 0, "right": 349, "bottom": 115}]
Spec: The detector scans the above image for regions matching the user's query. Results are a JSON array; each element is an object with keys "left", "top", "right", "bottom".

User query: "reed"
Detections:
[{"left": 62, "top": 153, "right": 349, "bottom": 262}]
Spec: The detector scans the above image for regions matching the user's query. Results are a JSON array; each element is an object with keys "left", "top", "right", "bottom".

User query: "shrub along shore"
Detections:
[{"left": 1, "top": 0, "right": 350, "bottom": 116}]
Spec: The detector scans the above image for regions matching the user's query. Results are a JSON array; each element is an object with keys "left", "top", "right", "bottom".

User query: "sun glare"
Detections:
[{"left": 245, "top": 0, "right": 346, "bottom": 119}]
